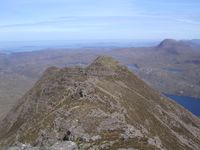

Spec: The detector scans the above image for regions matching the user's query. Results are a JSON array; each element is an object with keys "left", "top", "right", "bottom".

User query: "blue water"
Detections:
[
  {"left": 163, "top": 68, "right": 182, "bottom": 73},
  {"left": 127, "top": 64, "right": 139, "bottom": 71},
  {"left": 165, "top": 94, "right": 200, "bottom": 117}
]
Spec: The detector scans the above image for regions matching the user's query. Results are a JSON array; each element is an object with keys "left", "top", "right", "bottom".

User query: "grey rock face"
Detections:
[
  {"left": 49, "top": 141, "right": 78, "bottom": 150},
  {"left": 6, "top": 143, "right": 39, "bottom": 150},
  {"left": 118, "top": 148, "right": 136, "bottom": 150},
  {"left": 6, "top": 141, "right": 78, "bottom": 150}
]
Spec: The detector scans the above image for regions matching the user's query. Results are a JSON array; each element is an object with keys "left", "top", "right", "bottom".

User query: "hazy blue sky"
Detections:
[{"left": 0, "top": 0, "right": 200, "bottom": 41}]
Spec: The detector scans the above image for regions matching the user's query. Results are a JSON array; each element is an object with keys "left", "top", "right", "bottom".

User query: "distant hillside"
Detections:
[
  {"left": 188, "top": 39, "right": 200, "bottom": 48},
  {"left": 109, "top": 39, "right": 200, "bottom": 98}
]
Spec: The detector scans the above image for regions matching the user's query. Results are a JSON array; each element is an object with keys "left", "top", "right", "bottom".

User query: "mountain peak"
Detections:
[
  {"left": 158, "top": 39, "right": 178, "bottom": 48},
  {"left": 158, "top": 39, "right": 191, "bottom": 49},
  {"left": 157, "top": 39, "right": 192, "bottom": 55},
  {"left": 86, "top": 56, "right": 123, "bottom": 76},
  {"left": 91, "top": 56, "right": 119, "bottom": 68}
]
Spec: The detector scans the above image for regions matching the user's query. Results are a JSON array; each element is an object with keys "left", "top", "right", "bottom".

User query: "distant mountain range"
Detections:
[
  {"left": 0, "top": 40, "right": 159, "bottom": 54},
  {"left": 1, "top": 56, "right": 200, "bottom": 149}
]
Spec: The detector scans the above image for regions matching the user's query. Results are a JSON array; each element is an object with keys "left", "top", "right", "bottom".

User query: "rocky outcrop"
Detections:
[
  {"left": 0, "top": 56, "right": 200, "bottom": 150},
  {"left": 6, "top": 141, "right": 78, "bottom": 150}
]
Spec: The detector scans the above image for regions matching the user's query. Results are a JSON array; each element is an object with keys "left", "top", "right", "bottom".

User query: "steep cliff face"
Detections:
[{"left": 0, "top": 56, "right": 200, "bottom": 150}]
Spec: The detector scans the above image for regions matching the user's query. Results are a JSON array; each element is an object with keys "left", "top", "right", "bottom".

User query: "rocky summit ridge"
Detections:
[{"left": 0, "top": 56, "right": 200, "bottom": 150}]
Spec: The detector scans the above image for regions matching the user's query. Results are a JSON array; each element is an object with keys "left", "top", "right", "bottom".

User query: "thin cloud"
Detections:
[{"left": 175, "top": 19, "right": 200, "bottom": 25}]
